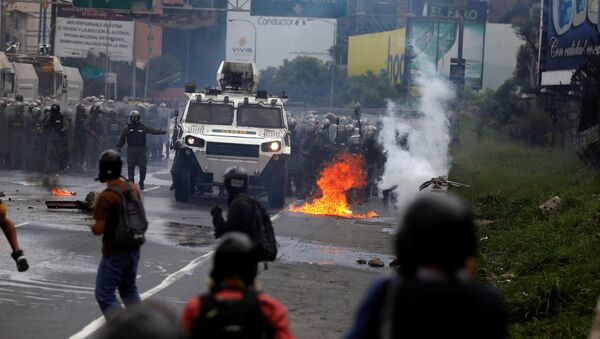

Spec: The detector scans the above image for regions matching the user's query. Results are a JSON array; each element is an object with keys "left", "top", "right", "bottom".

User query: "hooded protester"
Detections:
[
  {"left": 180, "top": 232, "right": 293, "bottom": 339},
  {"left": 345, "top": 193, "right": 508, "bottom": 339},
  {"left": 211, "top": 167, "right": 277, "bottom": 262}
]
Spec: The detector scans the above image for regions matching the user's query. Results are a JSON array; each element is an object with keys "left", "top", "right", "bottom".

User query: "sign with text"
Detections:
[
  {"left": 347, "top": 29, "right": 406, "bottom": 85},
  {"left": 409, "top": 0, "right": 488, "bottom": 89},
  {"left": 72, "top": 0, "right": 152, "bottom": 11},
  {"left": 54, "top": 5, "right": 134, "bottom": 62},
  {"left": 105, "top": 72, "right": 117, "bottom": 83},
  {"left": 251, "top": 0, "right": 347, "bottom": 18},
  {"left": 226, "top": 11, "right": 335, "bottom": 70},
  {"left": 545, "top": 0, "right": 600, "bottom": 71},
  {"left": 80, "top": 67, "right": 104, "bottom": 79}
]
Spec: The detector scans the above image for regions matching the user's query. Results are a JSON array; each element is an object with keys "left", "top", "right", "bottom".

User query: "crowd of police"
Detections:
[
  {"left": 287, "top": 111, "right": 384, "bottom": 202},
  {"left": 0, "top": 95, "right": 171, "bottom": 184}
]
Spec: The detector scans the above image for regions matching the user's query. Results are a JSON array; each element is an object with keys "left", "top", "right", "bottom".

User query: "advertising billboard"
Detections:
[
  {"left": 545, "top": 0, "right": 600, "bottom": 71},
  {"left": 251, "top": 0, "right": 347, "bottom": 18},
  {"left": 347, "top": 29, "right": 406, "bottom": 85},
  {"left": 226, "top": 11, "right": 335, "bottom": 71},
  {"left": 54, "top": 5, "right": 134, "bottom": 62},
  {"left": 409, "top": 0, "right": 487, "bottom": 89}
]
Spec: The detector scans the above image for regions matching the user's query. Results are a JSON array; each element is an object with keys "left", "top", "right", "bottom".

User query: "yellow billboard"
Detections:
[{"left": 348, "top": 28, "right": 406, "bottom": 84}]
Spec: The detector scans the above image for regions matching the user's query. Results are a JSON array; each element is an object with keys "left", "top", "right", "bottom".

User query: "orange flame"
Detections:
[
  {"left": 51, "top": 187, "right": 76, "bottom": 196},
  {"left": 291, "top": 153, "right": 378, "bottom": 219}
]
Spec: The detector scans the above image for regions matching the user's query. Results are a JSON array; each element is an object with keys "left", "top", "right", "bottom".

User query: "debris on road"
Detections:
[
  {"left": 419, "top": 176, "right": 470, "bottom": 192},
  {"left": 539, "top": 196, "right": 560, "bottom": 213},
  {"left": 356, "top": 259, "right": 367, "bottom": 265},
  {"left": 367, "top": 258, "right": 385, "bottom": 267},
  {"left": 45, "top": 192, "right": 97, "bottom": 212}
]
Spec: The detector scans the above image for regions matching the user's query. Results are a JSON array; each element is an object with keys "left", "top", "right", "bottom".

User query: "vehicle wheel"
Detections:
[
  {"left": 268, "top": 171, "right": 285, "bottom": 208},
  {"left": 174, "top": 166, "right": 192, "bottom": 202}
]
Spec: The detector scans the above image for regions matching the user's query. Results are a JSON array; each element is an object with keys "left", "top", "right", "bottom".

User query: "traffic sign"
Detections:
[
  {"left": 105, "top": 72, "right": 117, "bottom": 84},
  {"left": 251, "top": 0, "right": 347, "bottom": 18},
  {"left": 72, "top": 0, "right": 152, "bottom": 11},
  {"left": 80, "top": 67, "right": 104, "bottom": 79}
]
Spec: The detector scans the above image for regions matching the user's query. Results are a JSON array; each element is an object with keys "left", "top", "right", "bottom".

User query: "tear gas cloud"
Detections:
[{"left": 379, "top": 58, "right": 454, "bottom": 210}]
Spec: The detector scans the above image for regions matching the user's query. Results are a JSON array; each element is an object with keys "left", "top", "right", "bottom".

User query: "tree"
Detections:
[{"left": 512, "top": 8, "right": 540, "bottom": 91}]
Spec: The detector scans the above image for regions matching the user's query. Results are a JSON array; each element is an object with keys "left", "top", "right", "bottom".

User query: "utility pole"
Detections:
[{"left": 452, "top": 0, "right": 466, "bottom": 147}]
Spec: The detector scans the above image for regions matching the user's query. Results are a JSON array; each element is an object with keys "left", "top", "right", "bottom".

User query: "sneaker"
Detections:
[
  {"left": 139, "top": 182, "right": 145, "bottom": 190},
  {"left": 11, "top": 250, "right": 29, "bottom": 272}
]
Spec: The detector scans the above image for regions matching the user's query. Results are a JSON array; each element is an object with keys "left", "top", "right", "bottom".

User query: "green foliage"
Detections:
[
  {"left": 451, "top": 118, "right": 600, "bottom": 337},
  {"left": 258, "top": 56, "right": 401, "bottom": 108}
]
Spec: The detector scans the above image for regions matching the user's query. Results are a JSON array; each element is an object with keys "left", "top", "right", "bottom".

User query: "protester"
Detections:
[
  {"left": 180, "top": 232, "right": 293, "bottom": 339},
  {"left": 211, "top": 166, "right": 277, "bottom": 262},
  {"left": 95, "top": 300, "right": 186, "bottom": 339},
  {"left": 345, "top": 193, "right": 508, "bottom": 339},
  {"left": 0, "top": 200, "right": 29, "bottom": 272},
  {"left": 91, "top": 150, "right": 147, "bottom": 318}
]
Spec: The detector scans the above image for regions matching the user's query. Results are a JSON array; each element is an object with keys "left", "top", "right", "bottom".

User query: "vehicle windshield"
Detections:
[
  {"left": 237, "top": 105, "right": 284, "bottom": 128},
  {"left": 185, "top": 102, "right": 234, "bottom": 125}
]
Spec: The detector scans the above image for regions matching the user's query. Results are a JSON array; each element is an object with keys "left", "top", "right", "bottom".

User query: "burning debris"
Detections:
[
  {"left": 291, "top": 153, "right": 378, "bottom": 219},
  {"left": 51, "top": 187, "right": 77, "bottom": 196},
  {"left": 45, "top": 192, "right": 97, "bottom": 212}
]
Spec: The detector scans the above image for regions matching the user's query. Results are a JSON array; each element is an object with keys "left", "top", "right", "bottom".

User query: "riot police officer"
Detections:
[
  {"left": 84, "top": 103, "right": 105, "bottom": 172},
  {"left": 116, "top": 110, "right": 166, "bottom": 190},
  {"left": 41, "top": 103, "right": 70, "bottom": 185}
]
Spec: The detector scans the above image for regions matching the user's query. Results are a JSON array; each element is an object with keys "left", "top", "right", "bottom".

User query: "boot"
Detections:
[{"left": 11, "top": 250, "right": 29, "bottom": 272}]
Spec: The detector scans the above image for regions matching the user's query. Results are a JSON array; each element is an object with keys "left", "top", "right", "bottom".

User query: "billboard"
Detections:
[
  {"left": 251, "top": 0, "right": 347, "bottom": 18},
  {"left": 409, "top": 0, "right": 487, "bottom": 89},
  {"left": 226, "top": 11, "right": 335, "bottom": 71},
  {"left": 54, "top": 5, "right": 134, "bottom": 62},
  {"left": 347, "top": 29, "right": 406, "bottom": 85},
  {"left": 545, "top": 0, "right": 600, "bottom": 71}
]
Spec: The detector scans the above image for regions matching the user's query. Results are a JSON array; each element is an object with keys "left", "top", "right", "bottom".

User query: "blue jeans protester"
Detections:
[{"left": 95, "top": 249, "right": 141, "bottom": 316}]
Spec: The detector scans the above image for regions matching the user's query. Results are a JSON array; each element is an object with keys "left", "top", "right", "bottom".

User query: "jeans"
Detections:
[{"left": 95, "top": 249, "right": 141, "bottom": 317}]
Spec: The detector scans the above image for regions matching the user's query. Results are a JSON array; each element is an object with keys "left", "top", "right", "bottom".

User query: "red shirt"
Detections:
[{"left": 181, "top": 290, "right": 294, "bottom": 339}]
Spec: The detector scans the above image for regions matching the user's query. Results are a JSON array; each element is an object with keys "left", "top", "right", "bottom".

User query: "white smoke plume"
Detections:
[{"left": 379, "top": 62, "right": 455, "bottom": 210}]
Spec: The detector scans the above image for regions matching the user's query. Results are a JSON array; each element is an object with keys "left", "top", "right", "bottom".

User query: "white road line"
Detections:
[
  {"left": 69, "top": 201, "right": 292, "bottom": 339},
  {"left": 142, "top": 186, "right": 160, "bottom": 192},
  {"left": 15, "top": 222, "right": 30, "bottom": 228}
]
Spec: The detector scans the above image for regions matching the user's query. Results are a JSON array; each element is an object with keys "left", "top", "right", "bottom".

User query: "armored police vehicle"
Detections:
[{"left": 172, "top": 61, "right": 291, "bottom": 207}]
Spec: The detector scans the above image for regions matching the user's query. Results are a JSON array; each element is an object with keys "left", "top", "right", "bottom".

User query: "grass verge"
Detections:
[{"left": 450, "top": 124, "right": 600, "bottom": 338}]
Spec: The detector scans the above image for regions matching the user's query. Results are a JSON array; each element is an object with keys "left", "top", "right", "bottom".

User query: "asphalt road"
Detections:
[{"left": 0, "top": 163, "right": 396, "bottom": 339}]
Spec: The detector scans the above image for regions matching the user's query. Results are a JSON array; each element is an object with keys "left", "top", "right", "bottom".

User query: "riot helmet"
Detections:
[
  {"left": 210, "top": 232, "right": 258, "bottom": 288},
  {"left": 325, "top": 112, "right": 337, "bottom": 124},
  {"left": 15, "top": 94, "right": 23, "bottom": 102},
  {"left": 129, "top": 110, "right": 142, "bottom": 124},
  {"left": 50, "top": 103, "right": 61, "bottom": 113},
  {"left": 97, "top": 150, "right": 123, "bottom": 183},
  {"left": 363, "top": 126, "right": 378, "bottom": 142},
  {"left": 288, "top": 118, "right": 297, "bottom": 130},
  {"left": 396, "top": 193, "right": 476, "bottom": 277},
  {"left": 223, "top": 166, "right": 249, "bottom": 194}
]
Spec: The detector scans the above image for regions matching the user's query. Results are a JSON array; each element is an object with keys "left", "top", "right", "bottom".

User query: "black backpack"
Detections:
[
  {"left": 190, "top": 290, "right": 274, "bottom": 339},
  {"left": 108, "top": 182, "right": 148, "bottom": 248},
  {"left": 250, "top": 201, "right": 277, "bottom": 262}
]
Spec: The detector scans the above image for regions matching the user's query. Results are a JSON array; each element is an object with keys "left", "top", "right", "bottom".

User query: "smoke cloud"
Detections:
[{"left": 379, "top": 61, "right": 455, "bottom": 210}]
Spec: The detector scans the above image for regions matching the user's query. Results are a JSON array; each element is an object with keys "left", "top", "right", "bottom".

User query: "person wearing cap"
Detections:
[
  {"left": 345, "top": 193, "right": 507, "bottom": 339},
  {"left": 116, "top": 110, "right": 166, "bottom": 190},
  {"left": 91, "top": 150, "right": 143, "bottom": 318},
  {"left": 180, "top": 232, "right": 293, "bottom": 338},
  {"left": 0, "top": 200, "right": 29, "bottom": 272}
]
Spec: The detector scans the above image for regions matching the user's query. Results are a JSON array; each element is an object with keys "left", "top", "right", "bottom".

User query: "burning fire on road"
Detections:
[
  {"left": 51, "top": 187, "right": 77, "bottom": 197},
  {"left": 291, "top": 153, "right": 378, "bottom": 219}
]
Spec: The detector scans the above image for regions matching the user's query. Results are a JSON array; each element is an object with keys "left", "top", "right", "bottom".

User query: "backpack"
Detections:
[
  {"left": 250, "top": 200, "right": 277, "bottom": 262},
  {"left": 190, "top": 290, "right": 274, "bottom": 339},
  {"left": 107, "top": 182, "right": 148, "bottom": 248}
]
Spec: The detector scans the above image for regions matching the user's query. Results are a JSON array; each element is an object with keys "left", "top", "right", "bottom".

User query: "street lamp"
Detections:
[
  {"left": 307, "top": 18, "right": 337, "bottom": 108},
  {"left": 228, "top": 18, "right": 257, "bottom": 64}
]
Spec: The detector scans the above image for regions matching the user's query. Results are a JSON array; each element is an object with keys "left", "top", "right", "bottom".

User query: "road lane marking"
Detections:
[
  {"left": 15, "top": 222, "right": 30, "bottom": 228},
  {"left": 69, "top": 202, "right": 291, "bottom": 339},
  {"left": 142, "top": 186, "right": 160, "bottom": 192}
]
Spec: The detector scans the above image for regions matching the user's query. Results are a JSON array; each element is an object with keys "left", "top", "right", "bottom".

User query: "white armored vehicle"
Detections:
[{"left": 172, "top": 61, "right": 291, "bottom": 207}]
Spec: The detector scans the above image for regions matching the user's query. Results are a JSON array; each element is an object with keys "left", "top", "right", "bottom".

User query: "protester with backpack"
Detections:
[
  {"left": 181, "top": 232, "right": 293, "bottom": 339},
  {"left": 211, "top": 167, "right": 277, "bottom": 262},
  {"left": 345, "top": 193, "right": 507, "bottom": 339},
  {"left": 91, "top": 150, "right": 149, "bottom": 319}
]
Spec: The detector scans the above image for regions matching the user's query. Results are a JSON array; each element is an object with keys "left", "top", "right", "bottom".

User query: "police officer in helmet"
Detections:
[{"left": 116, "top": 110, "right": 166, "bottom": 190}]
